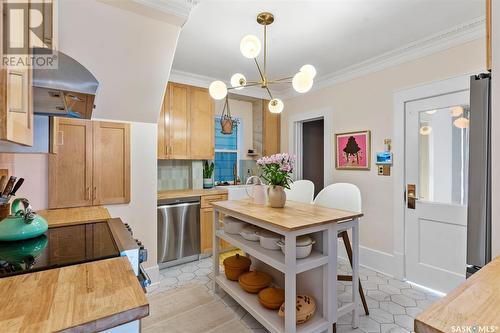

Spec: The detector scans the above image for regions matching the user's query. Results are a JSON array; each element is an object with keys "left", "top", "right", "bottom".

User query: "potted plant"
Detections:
[
  {"left": 257, "top": 153, "right": 295, "bottom": 208},
  {"left": 203, "top": 161, "right": 215, "bottom": 189}
]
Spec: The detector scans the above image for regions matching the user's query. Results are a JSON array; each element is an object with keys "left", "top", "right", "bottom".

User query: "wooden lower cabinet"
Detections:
[{"left": 200, "top": 194, "right": 233, "bottom": 254}]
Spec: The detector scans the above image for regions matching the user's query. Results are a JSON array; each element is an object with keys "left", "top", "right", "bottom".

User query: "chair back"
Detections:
[
  {"left": 313, "top": 183, "right": 362, "bottom": 213},
  {"left": 285, "top": 180, "right": 315, "bottom": 204}
]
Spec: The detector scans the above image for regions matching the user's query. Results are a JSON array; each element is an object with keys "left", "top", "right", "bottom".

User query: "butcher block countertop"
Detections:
[
  {"left": 211, "top": 199, "right": 363, "bottom": 231},
  {"left": 158, "top": 188, "right": 228, "bottom": 200},
  {"left": 0, "top": 257, "right": 149, "bottom": 333},
  {"left": 415, "top": 256, "right": 500, "bottom": 333},
  {"left": 38, "top": 206, "right": 111, "bottom": 227}
]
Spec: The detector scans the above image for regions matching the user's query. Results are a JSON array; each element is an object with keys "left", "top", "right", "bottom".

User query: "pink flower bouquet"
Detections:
[{"left": 256, "top": 153, "right": 295, "bottom": 189}]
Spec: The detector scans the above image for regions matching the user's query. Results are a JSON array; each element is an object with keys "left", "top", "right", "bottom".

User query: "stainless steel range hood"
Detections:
[{"left": 33, "top": 48, "right": 99, "bottom": 119}]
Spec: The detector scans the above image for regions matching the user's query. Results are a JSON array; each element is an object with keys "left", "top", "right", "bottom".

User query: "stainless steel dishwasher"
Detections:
[{"left": 157, "top": 197, "right": 200, "bottom": 268}]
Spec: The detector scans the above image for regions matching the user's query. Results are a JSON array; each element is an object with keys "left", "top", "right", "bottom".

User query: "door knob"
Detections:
[{"left": 407, "top": 184, "right": 417, "bottom": 209}]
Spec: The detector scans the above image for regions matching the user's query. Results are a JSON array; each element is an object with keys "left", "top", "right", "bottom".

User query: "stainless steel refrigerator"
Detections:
[{"left": 466, "top": 73, "right": 492, "bottom": 277}]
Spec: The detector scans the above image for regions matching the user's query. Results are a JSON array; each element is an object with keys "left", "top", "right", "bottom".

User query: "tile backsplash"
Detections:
[{"left": 158, "top": 159, "right": 258, "bottom": 190}]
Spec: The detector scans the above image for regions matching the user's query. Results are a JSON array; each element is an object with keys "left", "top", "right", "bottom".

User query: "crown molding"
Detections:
[
  {"left": 101, "top": 0, "right": 199, "bottom": 26},
  {"left": 169, "top": 69, "right": 269, "bottom": 99},
  {"left": 283, "top": 16, "right": 486, "bottom": 99}
]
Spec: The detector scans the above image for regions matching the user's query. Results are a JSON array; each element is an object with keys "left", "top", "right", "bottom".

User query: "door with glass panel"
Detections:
[{"left": 404, "top": 90, "right": 469, "bottom": 293}]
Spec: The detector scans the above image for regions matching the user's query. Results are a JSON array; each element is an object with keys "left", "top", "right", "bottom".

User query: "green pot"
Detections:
[
  {"left": 0, "top": 234, "right": 48, "bottom": 265},
  {"left": 0, "top": 198, "right": 48, "bottom": 241}
]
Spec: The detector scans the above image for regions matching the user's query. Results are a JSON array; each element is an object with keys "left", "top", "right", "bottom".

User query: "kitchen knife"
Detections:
[
  {"left": 9, "top": 178, "right": 24, "bottom": 196},
  {"left": 1, "top": 176, "right": 16, "bottom": 197},
  {"left": 0, "top": 176, "right": 6, "bottom": 194}
]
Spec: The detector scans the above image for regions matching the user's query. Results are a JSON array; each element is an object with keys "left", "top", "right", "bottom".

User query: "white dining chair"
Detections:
[
  {"left": 313, "top": 183, "right": 369, "bottom": 315},
  {"left": 284, "top": 179, "right": 315, "bottom": 204}
]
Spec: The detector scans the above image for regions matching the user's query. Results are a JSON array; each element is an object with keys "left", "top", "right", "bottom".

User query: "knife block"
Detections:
[{"left": 0, "top": 203, "right": 10, "bottom": 221}]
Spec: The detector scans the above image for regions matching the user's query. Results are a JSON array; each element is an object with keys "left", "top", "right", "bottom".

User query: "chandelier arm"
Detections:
[
  {"left": 263, "top": 24, "right": 267, "bottom": 79},
  {"left": 264, "top": 86, "right": 273, "bottom": 100},
  {"left": 268, "top": 80, "right": 293, "bottom": 84},
  {"left": 272, "top": 75, "right": 294, "bottom": 82},
  {"left": 227, "top": 82, "right": 262, "bottom": 90},
  {"left": 253, "top": 58, "right": 265, "bottom": 82}
]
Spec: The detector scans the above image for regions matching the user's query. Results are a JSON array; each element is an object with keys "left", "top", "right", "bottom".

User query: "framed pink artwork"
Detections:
[{"left": 335, "top": 130, "right": 371, "bottom": 170}]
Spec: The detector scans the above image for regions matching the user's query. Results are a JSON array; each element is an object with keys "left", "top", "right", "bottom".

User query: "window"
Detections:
[{"left": 214, "top": 117, "right": 240, "bottom": 183}]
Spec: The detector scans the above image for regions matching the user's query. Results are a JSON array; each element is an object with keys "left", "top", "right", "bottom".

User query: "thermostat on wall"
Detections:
[{"left": 376, "top": 152, "right": 393, "bottom": 165}]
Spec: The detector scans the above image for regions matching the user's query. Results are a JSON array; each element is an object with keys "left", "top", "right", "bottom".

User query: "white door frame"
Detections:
[
  {"left": 392, "top": 73, "right": 475, "bottom": 280},
  {"left": 288, "top": 108, "right": 333, "bottom": 186}
]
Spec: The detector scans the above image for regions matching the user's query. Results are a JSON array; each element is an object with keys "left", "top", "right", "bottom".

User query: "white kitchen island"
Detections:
[{"left": 211, "top": 199, "right": 363, "bottom": 333}]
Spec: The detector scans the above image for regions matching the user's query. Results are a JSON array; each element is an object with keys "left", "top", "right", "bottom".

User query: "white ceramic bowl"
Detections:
[
  {"left": 223, "top": 216, "right": 247, "bottom": 234},
  {"left": 256, "top": 230, "right": 281, "bottom": 250},
  {"left": 276, "top": 235, "right": 316, "bottom": 259},
  {"left": 239, "top": 225, "right": 261, "bottom": 241}
]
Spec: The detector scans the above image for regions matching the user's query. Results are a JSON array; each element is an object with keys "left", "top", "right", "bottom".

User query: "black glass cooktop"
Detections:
[{"left": 0, "top": 222, "right": 120, "bottom": 278}]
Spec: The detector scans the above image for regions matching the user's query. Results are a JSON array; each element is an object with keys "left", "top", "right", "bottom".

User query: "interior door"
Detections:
[{"left": 405, "top": 90, "right": 469, "bottom": 293}]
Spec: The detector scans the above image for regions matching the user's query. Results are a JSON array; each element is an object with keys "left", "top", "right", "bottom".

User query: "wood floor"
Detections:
[{"left": 143, "top": 283, "right": 250, "bottom": 333}]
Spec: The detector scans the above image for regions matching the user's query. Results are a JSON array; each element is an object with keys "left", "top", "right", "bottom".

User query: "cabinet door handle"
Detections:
[
  {"left": 93, "top": 186, "right": 97, "bottom": 201},
  {"left": 86, "top": 186, "right": 90, "bottom": 200},
  {"left": 57, "top": 131, "right": 64, "bottom": 145}
]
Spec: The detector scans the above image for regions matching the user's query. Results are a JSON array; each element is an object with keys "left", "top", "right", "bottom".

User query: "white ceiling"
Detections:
[{"left": 172, "top": 0, "right": 485, "bottom": 94}]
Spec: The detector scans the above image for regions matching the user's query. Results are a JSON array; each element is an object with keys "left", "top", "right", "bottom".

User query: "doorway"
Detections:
[
  {"left": 404, "top": 89, "right": 469, "bottom": 293},
  {"left": 302, "top": 119, "right": 324, "bottom": 196}
]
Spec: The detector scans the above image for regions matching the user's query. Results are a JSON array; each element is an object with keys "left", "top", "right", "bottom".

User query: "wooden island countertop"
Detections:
[
  {"left": 415, "top": 256, "right": 500, "bottom": 333},
  {"left": 0, "top": 257, "right": 149, "bottom": 333},
  {"left": 211, "top": 199, "right": 363, "bottom": 231}
]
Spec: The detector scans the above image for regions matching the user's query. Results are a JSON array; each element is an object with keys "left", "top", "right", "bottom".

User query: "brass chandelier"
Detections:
[{"left": 208, "top": 12, "right": 316, "bottom": 114}]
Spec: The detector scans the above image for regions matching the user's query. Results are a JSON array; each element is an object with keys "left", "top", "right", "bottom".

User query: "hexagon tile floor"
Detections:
[{"left": 147, "top": 257, "right": 442, "bottom": 333}]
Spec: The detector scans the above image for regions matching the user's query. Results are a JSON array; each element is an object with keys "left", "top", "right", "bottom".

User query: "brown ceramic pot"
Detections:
[
  {"left": 238, "top": 271, "right": 272, "bottom": 293},
  {"left": 258, "top": 287, "right": 285, "bottom": 310},
  {"left": 223, "top": 254, "right": 251, "bottom": 281}
]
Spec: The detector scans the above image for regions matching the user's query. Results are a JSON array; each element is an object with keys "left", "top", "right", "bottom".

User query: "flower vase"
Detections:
[
  {"left": 268, "top": 185, "right": 286, "bottom": 208},
  {"left": 203, "top": 178, "right": 214, "bottom": 189}
]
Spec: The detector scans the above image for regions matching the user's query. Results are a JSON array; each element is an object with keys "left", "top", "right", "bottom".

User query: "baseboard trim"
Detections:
[{"left": 337, "top": 240, "right": 399, "bottom": 278}]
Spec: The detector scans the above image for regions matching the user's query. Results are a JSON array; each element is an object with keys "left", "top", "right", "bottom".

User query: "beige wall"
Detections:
[
  {"left": 281, "top": 38, "right": 485, "bottom": 256},
  {"left": 492, "top": 1, "right": 500, "bottom": 257},
  {"left": 0, "top": 1, "right": 182, "bottom": 275}
]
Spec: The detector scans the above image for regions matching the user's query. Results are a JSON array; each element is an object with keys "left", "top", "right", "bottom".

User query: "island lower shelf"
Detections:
[
  {"left": 215, "top": 276, "right": 329, "bottom": 333},
  {"left": 216, "top": 230, "right": 329, "bottom": 274}
]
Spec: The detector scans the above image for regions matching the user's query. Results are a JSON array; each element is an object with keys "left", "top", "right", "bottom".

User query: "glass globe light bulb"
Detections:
[
  {"left": 240, "top": 35, "right": 261, "bottom": 59},
  {"left": 230, "top": 73, "right": 247, "bottom": 90},
  {"left": 300, "top": 64, "right": 317, "bottom": 79},
  {"left": 451, "top": 106, "right": 464, "bottom": 117},
  {"left": 453, "top": 117, "right": 469, "bottom": 129},
  {"left": 268, "top": 98, "right": 284, "bottom": 114},
  {"left": 292, "top": 71, "right": 313, "bottom": 93},
  {"left": 419, "top": 126, "right": 432, "bottom": 136},
  {"left": 208, "top": 80, "right": 227, "bottom": 100}
]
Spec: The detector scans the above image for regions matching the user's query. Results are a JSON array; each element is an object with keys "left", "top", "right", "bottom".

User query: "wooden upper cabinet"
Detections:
[
  {"left": 157, "top": 85, "right": 169, "bottom": 159},
  {"left": 0, "top": 1, "right": 33, "bottom": 146},
  {"left": 49, "top": 118, "right": 130, "bottom": 209},
  {"left": 157, "top": 82, "right": 214, "bottom": 160},
  {"left": 189, "top": 87, "right": 214, "bottom": 159},
  {"left": 49, "top": 118, "right": 93, "bottom": 209},
  {"left": 170, "top": 83, "right": 189, "bottom": 159},
  {"left": 262, "top": 100, "right": 281, "bottom": 156},
  {"left": 93, "top": 121, "right": 130, "bottom": 205}
]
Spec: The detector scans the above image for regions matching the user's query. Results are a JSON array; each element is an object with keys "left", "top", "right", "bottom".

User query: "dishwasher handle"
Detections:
[{"left": 157, "top": 202, "right": 200, "bottom": 209}]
